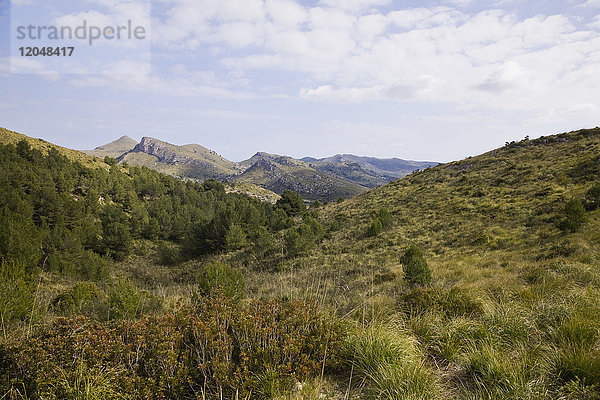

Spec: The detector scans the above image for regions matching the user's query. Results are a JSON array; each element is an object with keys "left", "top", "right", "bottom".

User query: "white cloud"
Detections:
[
  {"left": 69, "top": 62, "right": 256, "bottom": 100},
  {"left": 580, "top": 0, "right": 600, "bottom": 7},
  {"left": 147, "top": 1, "right": 600, "bottom": 117},
  {"left": 265, "top": 0, "right": 307, "bottom": 27},
  {"left": 4, "top": 56, "right": 62, "bottom": 80},
  {"left": 13, "top": 0, "right": 598, "bottom": 120},
  {"left": 299, "top": 75, "right": 438, "bottom": 102},
  {"left": 589, "top": 15, "right": 600, "bottom": 28},
  {"left": 318, "top": 0, "right": 391, "bottom": 13},
  {"left": 442, "top": 0, "right": 474, "bottom": 5}
]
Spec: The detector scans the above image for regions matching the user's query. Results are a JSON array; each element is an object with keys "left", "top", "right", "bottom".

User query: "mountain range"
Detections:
[{"left": 84, "top": 135, "right": 437, "bottom": 202}]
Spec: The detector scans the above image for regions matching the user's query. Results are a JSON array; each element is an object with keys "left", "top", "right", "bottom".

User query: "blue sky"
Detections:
[{"left": 1, "top": 0, "right": 599, "bottom": 162}]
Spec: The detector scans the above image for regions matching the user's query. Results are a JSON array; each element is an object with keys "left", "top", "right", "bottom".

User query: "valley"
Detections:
[{"left": 1, "top": 126, "right": 600, "bottom": 399}]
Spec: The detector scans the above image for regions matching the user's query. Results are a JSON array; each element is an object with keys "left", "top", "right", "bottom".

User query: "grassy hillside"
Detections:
[
  {"left": 0, "top": 127, "right": 109, "bottom": 170},
  {"left": 237, "top": 127, "right": 600, "bottom": 399},
  {"left": 324, "top": 130, "right": 598, "bottom": 254}
]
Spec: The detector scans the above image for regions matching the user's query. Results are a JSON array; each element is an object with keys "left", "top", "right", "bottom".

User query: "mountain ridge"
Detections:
[
  {"left": 85, "top": 135, "right": 138, "bottom": 159},
  {"left": 85, "top": 136, "right": 436, "bottom": 201}
]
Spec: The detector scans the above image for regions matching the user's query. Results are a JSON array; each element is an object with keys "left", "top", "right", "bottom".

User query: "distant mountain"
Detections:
[
  {"left": 85, "top": 135, "right": 138, "bottom": 159},
  {"left": 301, "top": 154, "right": 438, "bottom": 188},
  {"left": 117, "top": 137, "right": 237, "bottom": 181},
  {"left": 85, "top": 137, "right": 437, "bottom": 201},
  {"left": 234, "top": 152, "right": 366, "bottom": 201}
]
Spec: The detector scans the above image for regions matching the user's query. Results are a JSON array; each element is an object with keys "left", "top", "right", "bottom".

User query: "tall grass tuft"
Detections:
[
  {"left": 345, "top": 321, "right": 441, "bottom": 400},
  {"left": 52, "top": 359, "right": 125, "bottom": 400}
]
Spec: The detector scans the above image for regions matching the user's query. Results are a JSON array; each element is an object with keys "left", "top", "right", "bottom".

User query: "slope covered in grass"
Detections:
[
  {"left": 0, "top": 127, "right": 109, "bottom": 170},
  {"left": 242, "top": 127, "right": 600, "bottom": 399}
]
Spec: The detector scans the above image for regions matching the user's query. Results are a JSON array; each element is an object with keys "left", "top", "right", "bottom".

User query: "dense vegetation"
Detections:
[
  {"left": 0, "top": 138, "right": 332, "bottom": 398},
  {"left": 2, "top": 127, "right": 600, "bottom": 399}
]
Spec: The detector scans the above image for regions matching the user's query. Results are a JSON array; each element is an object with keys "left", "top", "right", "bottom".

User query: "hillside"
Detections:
[
  {"left": 244, "top": 127, "right": 600, "bottom": 399},
  {"left": 321, "top": 129, "right": 599, "bottom": 255},
  {"left": 302, "top": 154, "right": 437, "bottom": 188},
  {"left": 0, "top": 127, "right": 109, "bottom": 170},
  {"left": 233, "top": 152, "right": 367, "bottom": 201},
  {"left": 119, "top": 137, "right": 237, "bottom": 180}
]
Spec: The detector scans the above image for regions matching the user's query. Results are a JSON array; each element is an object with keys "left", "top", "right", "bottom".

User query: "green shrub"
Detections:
[
  {"left": 328, "top": 220, "right": 340, "bottom": 232},
  {"left": 276, "top": 190, "right": 306, "bottom": 217},
  {"left": 561, "top": 198, "right": 587, "bottom": 232},
  {"left": 2, "top": 298, "right": 344, "bottom": 400},
  {"left": 268, "top": 208, "right": 294, "bottom": 231},
  {"left": 366, "top": 218, "right": 383, "bottom": 237},
  {"left": 47, "top": 249, "right": 110, "bottom": 281},
  {"left": 106, "top": 278, "right": 161, "bottom": 320},
  {"left": 401, "top": 246, "right": 432, "bottom": 286},
  {"left": 378, "top": 209, "right": 392, "bottom": 229},
  {"left": 366, "top": 209, "right": 392, "bottom": 237},
  {"left": 141, "top": 217, "right": 160, "bottom": 240},
  {"left": 51, "top": 281, "right": 104, "bottom": 316},
  {"left": 156, "top": 242, "right": 181, "bottom": 265},
  {"left": 303, "top": 216, "right": 324, "bottom": 238},
  {"left": 0, "top": 259, "right": 34, "bottom": 324},
  {"left": 248, "top": 226, "right": 276, "bottom": 260},
  {"left": 585, "top": 183, "right": 600, "bottom": 210},
  {"left": 197, "top": 262, "right": 245, "bottom": 302},
  {"left": 103, "top": 156, "right": 118, "bottom": 166},
  {"left": 284, "top": 221, "right": 320, "bottom": 258},
  {"left": 102, "top": 222, "right": 132, "bottom": 261},
  {"left": 224, "top": 224, "right": 247, "bottom": 251}
]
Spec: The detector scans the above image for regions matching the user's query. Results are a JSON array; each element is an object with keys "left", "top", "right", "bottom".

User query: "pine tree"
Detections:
[
  {"left": 401, "top": 246, "right": 432, "bottom": 286},
  {"left": 225, "top": 224, "right": 247, "bottom": 251},
  {"left": 276, "top": 190, "right": 306, "bottom": 217}
]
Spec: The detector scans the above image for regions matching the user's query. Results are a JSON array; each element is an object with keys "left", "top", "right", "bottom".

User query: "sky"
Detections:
[{"left": 0, "top": 0, "right": 599, "bottom": 163}]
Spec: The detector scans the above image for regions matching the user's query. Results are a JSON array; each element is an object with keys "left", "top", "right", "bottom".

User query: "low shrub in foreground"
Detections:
[{"left": 0, "top": 296, "right": 344, "bottom": 399}]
